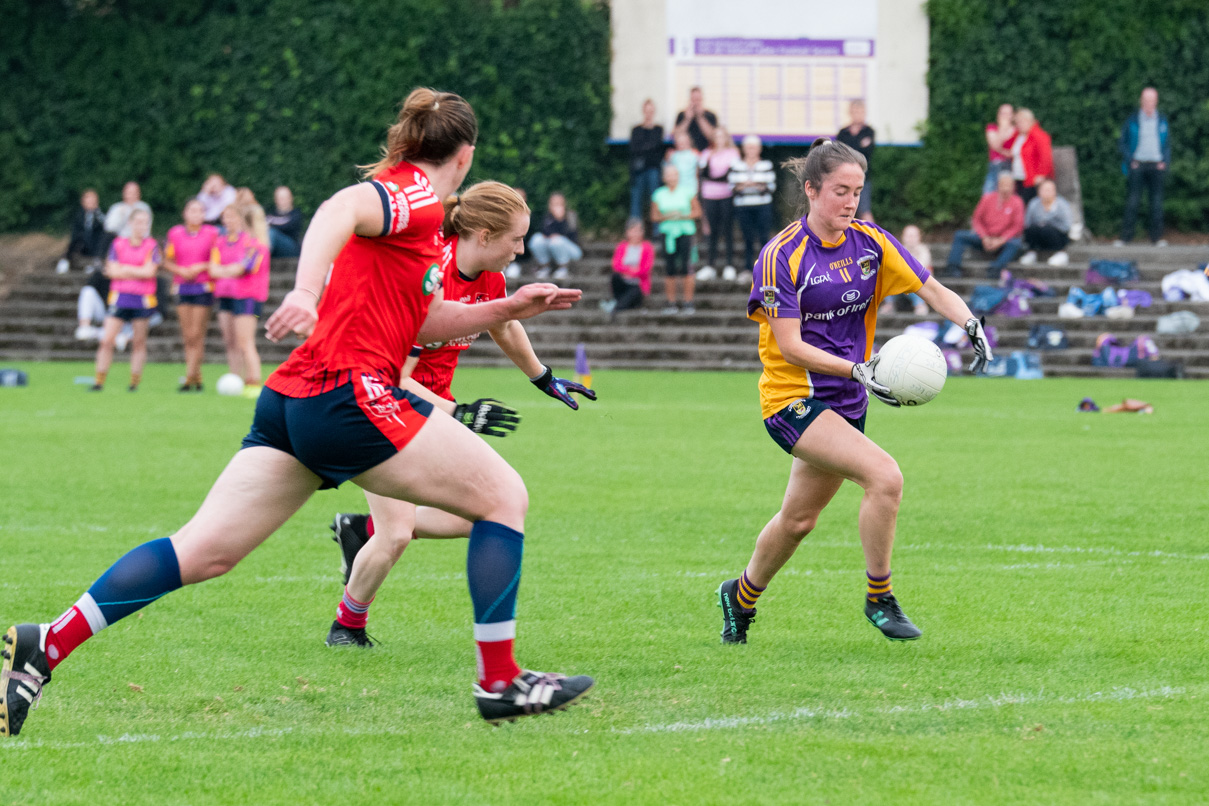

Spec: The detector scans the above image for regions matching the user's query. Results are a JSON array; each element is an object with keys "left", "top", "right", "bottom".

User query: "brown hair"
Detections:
[
  {"left": 782, "top": 137, "right": 867, "bottom": 214},
  {"left": 360, "top": 87, "right": 478, "bottom": 178},
  {"left": 442, "top": 181, "right": 529, "bottom": 240}
]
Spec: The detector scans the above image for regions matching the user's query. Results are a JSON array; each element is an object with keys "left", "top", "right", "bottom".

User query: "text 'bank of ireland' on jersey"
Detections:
[
  {"left": 746, "top": 219, "right": 930, "bottom": 420},
  {"left": 267, "top": 161, "right": 450, "bottom": 399}
]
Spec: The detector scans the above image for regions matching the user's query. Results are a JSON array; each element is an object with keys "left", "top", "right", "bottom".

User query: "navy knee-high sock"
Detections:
[
  {"left": 44, "top": 537, "right": 182, "bottom": 669},
  {"left": 466, "top": 521, "right": 523, "bottom": 691}
]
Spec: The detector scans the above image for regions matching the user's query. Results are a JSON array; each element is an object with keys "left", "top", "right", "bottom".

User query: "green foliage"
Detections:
[
  {"left": 917, "top": 0, "right": 1209, "bottom": 235},
  {"left": 0, "top": 0, "right": 618, "bottom": 232}
]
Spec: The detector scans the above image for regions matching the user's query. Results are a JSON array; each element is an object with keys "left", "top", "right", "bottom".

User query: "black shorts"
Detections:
[
  {"left": 178, "top": 292, "right": 214, "bottom": 306},
  {"left": 242, "top": 380, "right": 434, "bottom": 489},
  {"left": 107, "top": 306, "right": 154, "bottom": 322},
  {"left": 218, "top": 297, "right": 263, "bottom": 317},
  {"left": 764, "top": 398, "right": 866, "bottom": 455}
]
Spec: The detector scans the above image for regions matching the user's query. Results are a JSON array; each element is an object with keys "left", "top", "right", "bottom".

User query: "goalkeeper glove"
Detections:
[
  {"left": 965, "top": 316, "right": 993, "bottom": 374},
  {"left": 530, "top": 365, "right": 597, "bottom": 410},
  {"left": 452, "top": 398, "right": 521, "bottom": 437},
  {"left": 851, "top": 355, "right": 900, "bottom": 407}
]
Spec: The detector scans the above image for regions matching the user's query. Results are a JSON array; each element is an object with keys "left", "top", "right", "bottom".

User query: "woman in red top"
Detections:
[
  {"left": 2, "top": 89, "right": 592, "bottom": 739},
  {"left": 322, "top": 180, "right": 595, "bottom": 649}
]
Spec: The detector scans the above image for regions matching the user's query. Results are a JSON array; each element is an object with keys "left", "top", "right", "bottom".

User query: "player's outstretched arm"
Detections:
[
  {"left": 489, "top": 321, "right": 595, "bottom": 410},
  {"left": 915, "top": 277, "right": 993, "bottom": 372},
  {"left": 416, "top": 283, "right": 581, "bottom": 345},
  {"left": 265, "top": 183, "right": 384, "bottom": 342}
]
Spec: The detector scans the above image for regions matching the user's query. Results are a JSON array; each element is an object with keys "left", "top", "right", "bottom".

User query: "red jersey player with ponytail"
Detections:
[
  {"left": 2, "top": 88, "right": 593, "bottom": 737},
  {"left": 321, "top": 180, "right": 595, "bottom": 649}
]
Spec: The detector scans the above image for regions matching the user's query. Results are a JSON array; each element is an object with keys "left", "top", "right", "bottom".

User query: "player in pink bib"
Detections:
[
  {"left": 210, "top": 205, "right": 271, "bottom": 395},
  {"left": 92, "top": 208, "right": 160, "bottom": 391},
  {"left": 164, "top": 199, "right": 219, "bottom": 391}
]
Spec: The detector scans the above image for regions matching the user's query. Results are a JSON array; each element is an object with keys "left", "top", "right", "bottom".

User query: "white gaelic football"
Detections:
[
  {"left": 874, "top": 334, "right": 947, "bottom": 406},
  {"left": 216, "top": 373, "right": 245, "bottom": 396}
]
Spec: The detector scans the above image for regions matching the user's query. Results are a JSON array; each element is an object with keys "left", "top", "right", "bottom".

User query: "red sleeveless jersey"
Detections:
[
  {"left": 410, "top": 234, "right": 508, "bottom": 400},
  {"left": 267, "top": 162, "right": 450, "bottom": 398}
]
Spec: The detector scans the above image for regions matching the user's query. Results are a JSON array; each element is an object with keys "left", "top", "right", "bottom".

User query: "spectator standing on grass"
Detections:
[
  {"left": 983, "top": 104, "right": 1017, "bottom": 194},
  {"left": 695, "top": 126, "right": 740, "bottom": 282},
  {"left": 1010, "top": 108, "right": 1053, "bottom": 205},
  {"left": 164, "top": 199, "right": 220, "bottom": 392},
  {"left": 197, "top": 174, "right": 237, "bottom": 226},
  {"left": 528, "top": 192, "right": 582, "bottom": 281},
  {"left": 881, "top": 225, "right": 931, "bottom": 315},
  {"left": 91, "top": 209, "right": 159, "bottom": 392},
  {"left": 1021, "top": 179, "right": 1072, "bottom": 267},
  {"left": 267, "top": 186, "right": 304, "bottom": 258},
  {"left": 943, "top": 171, "right": 1024, "bottom": 278},
  {"left": 650, "top": 163, "right": 701, "bottom": 315},
  {"left": 58, "top": 189, "right": 107, "bottom": 273},
  {"left": 211, "top": 204, "right": 270, "bottom": 397},
  {"left": 729, "top": 134, "right": 776, "bottom": 278},
  {"left": 673, "top": 86, "right": 719, "bottom": 152},
  {"left": 629, "top": 99, "right": 665, "bottom": 221},
  {"left": 601, "top": 217, "right": 653, "bottom": 316},
  {"left": 1115, "top": 87, "right": 1170, "bottom": 247},
  {"left": 836, "top": 99, "right": 876, "bottom": 221},
  {"left": 103, "top": 181, "right": 153, "bottom": 241}
]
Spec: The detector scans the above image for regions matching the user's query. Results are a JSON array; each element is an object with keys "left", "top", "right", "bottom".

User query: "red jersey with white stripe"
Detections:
[
  {"left": 267, "top": 161, "right": 449, "bottom": 398},
  {"left": 411, "top": 235, "right": 507, "bottom": 400}
]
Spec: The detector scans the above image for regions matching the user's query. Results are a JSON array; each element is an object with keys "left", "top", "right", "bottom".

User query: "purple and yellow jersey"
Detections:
[
  {"left": 746, "top": 218, "right": 930, "bottom": 419},
  {"left": 107, "top": 236, "right": 162, "bottom": 299},
  {"left": 165, "top": 224, "right": 218, "bottom": 294}
]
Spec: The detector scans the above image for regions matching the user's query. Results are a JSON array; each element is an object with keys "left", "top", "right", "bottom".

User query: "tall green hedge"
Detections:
[
  {"left": 4, "top": 0, "right": 1208, "bottom": 237},
  {"left": 0, "top": 0, "right": 620, "bottom": 232},
  {"left": 875, "top": 0, "right": 1209, "bottom": 237}
]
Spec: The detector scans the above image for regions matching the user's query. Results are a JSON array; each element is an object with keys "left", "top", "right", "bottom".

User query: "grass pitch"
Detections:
[{"left": 1, "top": 362, "right": 1206, "bottom": 805}]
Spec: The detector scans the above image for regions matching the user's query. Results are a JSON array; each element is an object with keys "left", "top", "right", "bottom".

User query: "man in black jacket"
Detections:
[{"left": 58, "top": 189, "right": 107, "bottom": 273}]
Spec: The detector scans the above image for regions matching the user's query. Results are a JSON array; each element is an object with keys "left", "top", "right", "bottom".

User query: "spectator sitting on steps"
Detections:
[
  {"left": 943, "top": 171, "right": 1024, "bottom": 279},
  {"left": 104, "top": 181, "right": 153, "bottom": 241},
  {"left": 528, "top": 192, "right": 582, "bottom": 281},
  {"left": 1020, "top": 179, "right": 1072, "bottom": 267},
  {"left": 266, "top": 185, "right": 303, "bottom": 257},
  {"left": 601, "top": 217, "right": 653, "bottom": 317},
  {"left": 58, "top": 189, "right": 107, "bottom": 273},
  {"left": 881, "top": 225, "right": 931, "bottom": 316},
  {"left": 197, "top": 173, "right": 237, "bottom": 226}
]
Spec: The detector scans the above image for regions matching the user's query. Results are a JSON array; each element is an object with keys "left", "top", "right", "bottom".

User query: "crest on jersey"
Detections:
[
  {"left": 762, "top": 285, "right": 777, "bottom": 307},
  {"left": 422, "top": 263, "right": 441, "bottom": 296},
  {"left": 858, "top": 255, "right": 877, "bottom": 280}
]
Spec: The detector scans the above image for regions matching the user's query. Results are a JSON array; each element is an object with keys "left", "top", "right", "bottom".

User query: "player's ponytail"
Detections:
[
  {"left": 442, "top": 181, "right": 529, "bottom": 241},
  {"left": 360, "top": 87, "right": 479, "bottom": 178},
  {"left": 782, "top": 137, "right": 867, "bottom": 216}
]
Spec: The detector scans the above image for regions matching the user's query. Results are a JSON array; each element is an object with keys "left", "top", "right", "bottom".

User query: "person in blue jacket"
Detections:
[{"left": 1116, "top": 87, "right": 1170, "bottom": 246}]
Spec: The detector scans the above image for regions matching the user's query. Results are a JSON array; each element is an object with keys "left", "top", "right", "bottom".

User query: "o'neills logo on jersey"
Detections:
[{"left": 422, "top": 264, "right": 441, "bottom": 295}]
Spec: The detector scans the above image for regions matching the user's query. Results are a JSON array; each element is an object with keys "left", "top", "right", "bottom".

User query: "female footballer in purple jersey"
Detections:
[{"left": 717, "top": 137, "right": 992, "bottom": 644}]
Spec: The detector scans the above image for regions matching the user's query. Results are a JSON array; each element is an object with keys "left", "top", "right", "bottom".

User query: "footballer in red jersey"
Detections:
[
  {"left": 318, "top": 182, "right": 595, "bottom": 652},
  {"left": 3, "top": 89, "right": 594, "bottom": 739}
]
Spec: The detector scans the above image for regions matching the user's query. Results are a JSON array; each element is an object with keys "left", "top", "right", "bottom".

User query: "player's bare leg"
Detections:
[
  {"left": 353, "top": 410, "right": 593, "bottom": 722},
  {"left": 3, "top": 447, "right": 320, "bottom": 738},
  {"left": 91, "top": 317, "right": 123, "bottom": 389},
  {"left": 218, "top": 310, "right": 243, "bottom": 379},
  {"left": 128, "top": 318, "right": 149, "bottom": 390},
  {"left": 234, "top": 314, "right": 261, "bottom": 386}
]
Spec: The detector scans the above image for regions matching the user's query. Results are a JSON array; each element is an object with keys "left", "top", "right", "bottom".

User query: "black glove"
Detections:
[
  {"left": 965, "top": 316, "right": 993, "bottom": 374},
  {"left": 452, "top": 398, "right": 521, "bottom": 437},
  {"left": 530, "top": 365, "right": 597, "bottom": 410},
  {"left": 851, "top": 355, "right": 900, "bottom": 407}
]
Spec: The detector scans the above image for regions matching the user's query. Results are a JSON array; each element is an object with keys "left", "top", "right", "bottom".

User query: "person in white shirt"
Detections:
[
  {"left": 728, "top": 135, "right": 777, "bottom": 282},
  {"left": 103, "top": 181, "right": 153, "bottom": 240}
]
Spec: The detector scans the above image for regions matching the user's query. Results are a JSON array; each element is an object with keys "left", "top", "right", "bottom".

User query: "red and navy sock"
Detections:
[
  {"left": 335, "top": 587, "right": 372, "bottom": 630},
  {"left": 467, "top": 521, "right": 524, "bottom": 692},
  {"left": 44, "top": 537, "right": 182, "bottom": 670}
]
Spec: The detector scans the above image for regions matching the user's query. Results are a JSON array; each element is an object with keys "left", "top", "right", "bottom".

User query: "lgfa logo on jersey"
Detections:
[{"left": 422, "top": 263, "right": 442, "bottom": 296}]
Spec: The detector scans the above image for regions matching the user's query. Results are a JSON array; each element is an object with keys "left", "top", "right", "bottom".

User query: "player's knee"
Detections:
[
  {"left": 869, "top": 460, "right": 904, "bottom": 507},
  {"left": 374, "top": 529, "right": 413, "bottom": 561},
  {"left": 480, "top": 468, "right": 528, "bottom": 527},
  {"left": 782, "top": 512, "right": 819, "bottom": 539}
]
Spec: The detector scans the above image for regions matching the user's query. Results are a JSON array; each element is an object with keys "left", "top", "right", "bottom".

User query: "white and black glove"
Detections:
[
  {"left": 851, "top": 355, "right": 900, "bottom": 408},
  {"left": 965, "top": 316, "right": 993, "bottom": 374},
  {"left": 452, "top": 398, "right": 521, "bottom": 438}
]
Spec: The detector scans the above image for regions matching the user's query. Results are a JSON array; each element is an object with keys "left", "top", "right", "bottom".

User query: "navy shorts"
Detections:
[
  {"left": 218, "top": 297, "right": 263, "bottom": 317},
  {"left": 242, "top": 380, "right": 434, "bottom": 489},
  {"left": 178, "top": 292, "right": 214, "bottom": 306},
  {"left": 764, "top": 398, "right": 867, "bottom": 455},
  {"left": 107, "top": 305, "right": 154, "bottom": 322}
]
